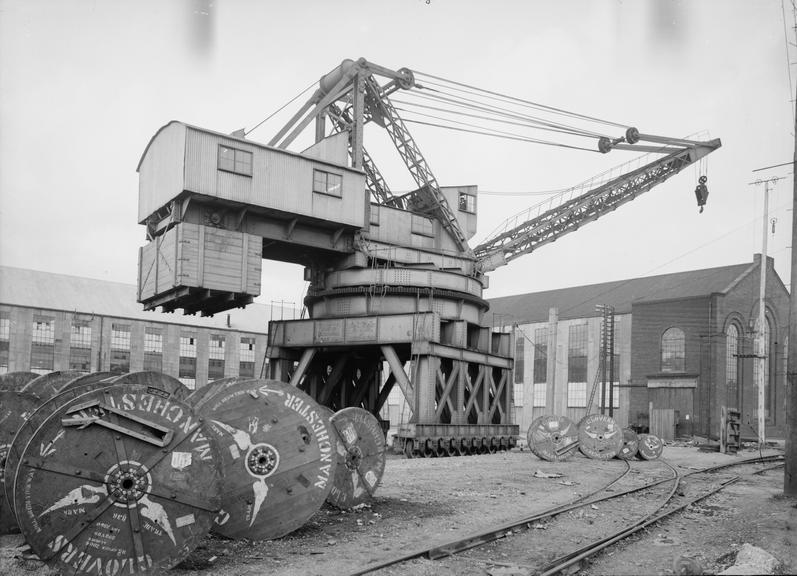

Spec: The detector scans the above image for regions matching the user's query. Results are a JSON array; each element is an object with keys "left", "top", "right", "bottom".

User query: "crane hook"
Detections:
[{"left": 694, "top": 175, "right": 709, "bottom": 214}]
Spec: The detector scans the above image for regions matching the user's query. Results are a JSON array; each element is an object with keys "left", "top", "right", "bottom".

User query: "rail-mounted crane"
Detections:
[{"left": 135, "top": 58, "right": 720, "bottom": 457}]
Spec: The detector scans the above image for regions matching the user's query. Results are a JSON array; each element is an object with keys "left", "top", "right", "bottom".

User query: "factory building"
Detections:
[
  {"left": 0, "top": 266, "right": 297, "bottom": 389},
  {"left": 488, "top": 254, "right": 789, "bottom": 442}
]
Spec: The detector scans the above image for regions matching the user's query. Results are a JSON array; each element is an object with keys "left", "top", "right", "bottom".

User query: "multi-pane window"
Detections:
[
  {"left": 208, "top": 334, "right": 225, "bottom": 381},
  {"left": 600, "top": 354, "right": 620, "bottom": 409},
  {"left": 661, "top": 327, "right": 685, "bottom": 372},
  {"left": 567, "top": 324, "right": 588, "bottom": 407},
  {"left": 532, "top": 382, "right": 546, "bottom": 407},
  {"left": 0, "top": 312, "right": 10, "bottom": 374},
  {"left": 458, "top": 192, "right": 476, "bottom": 213},
  {"left": 69, "top": 320, "right": 92, "bottom": 372},
  {"left": 179, "top": 334, "right": 197, "bottom": 389},
  {"left": 239, "top": 336, "right": 255, "bottom": 379},
  {"left": 143, "top": 328, "right": 163, "bottom": 372},
  {"left": 514, "top": 335, "right": 524, "bottom": 383},
  {"left": 218, "top": 144, "right": 252, "bottom": 176},
  {"left": 725, "top": 323, "right": 739, "bottom": 408},
  {"left": 110, "top": 323, "right": 131, "bottom": 373},
  {"left": 312, "top": 169, "right": 342, "bottom": 197},
  {"left": 31, "top": 315, "right": 55, "bottom": 374},
  {"left": 533, "top": 328, "right": 548, "bottom": 384}
]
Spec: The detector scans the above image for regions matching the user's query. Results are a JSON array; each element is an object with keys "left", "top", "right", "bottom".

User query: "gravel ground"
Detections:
[{"left": 1, "top": 445, "right": 794, "bottom": 576}]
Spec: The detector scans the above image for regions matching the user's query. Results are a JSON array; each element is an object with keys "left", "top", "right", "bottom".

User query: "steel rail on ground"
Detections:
[{"left": 348, "top": 454, "right": 784, "bottom": 576}]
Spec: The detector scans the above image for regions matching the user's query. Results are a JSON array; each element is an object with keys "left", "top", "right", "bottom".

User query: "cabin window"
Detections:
[
  {"left": 313, "top": 169, "right": 343, "bottom": 197},
  {"left": 218, "top": 145, "right": 253, "bottom": 176},
  {"left": 458, "top": 192, "right": 476, "bottom": 213}
]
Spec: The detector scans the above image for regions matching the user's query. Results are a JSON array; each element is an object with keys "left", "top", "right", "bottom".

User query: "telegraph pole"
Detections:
[{"left": 787, "top": 75, "right": 797, "bottom": 495}]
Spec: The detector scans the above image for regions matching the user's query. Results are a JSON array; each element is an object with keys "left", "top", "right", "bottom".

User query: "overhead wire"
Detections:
[
  {"left": 244, "top": 79, "right": 318, "bottom": 137},
  {"left": 401, "top": 86, "right": 609, "bottom": 138},
  {"left": 412, "top": 70, "right": 630, "bottom": 130},
  {"left": 402, "top": 117, "right": 599, "bottom": 152}
]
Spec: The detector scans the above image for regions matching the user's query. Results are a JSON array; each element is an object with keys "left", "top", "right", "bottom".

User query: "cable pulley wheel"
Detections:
[
  {"left": 107, "top": 371, "right": 191, "bottom": 402},
  {"left": 0, "top": 372, "right": 39, "bottom": 392},
  {"left": 0, "top": 389, "right": 42, "bottom": 534},
  {"left": 326, "top": 407, "right": 386, "bottom": 510},
  {"left": 526, "top": 415, "right": 579, "bottom": 462},
  {"left": 617, "top": 427, "right": 639, "bottom": 460},
  {"left": 20, "top": 370, "right": 85, "bottom": 401},
  {"left": 578, "top": 414, "right": 623, "bottom": 460},
  {"left": 5, "top": 380, "right": 115, "bottom": 520},
  {"left": 13, "top": 383, "right": 222, "bottom": 575},
  {"left": 195, "top": 379, "right": 337, "bottom": 540},
  {"left": 637, "top": 433, "right": 664, "bottom": 460}
]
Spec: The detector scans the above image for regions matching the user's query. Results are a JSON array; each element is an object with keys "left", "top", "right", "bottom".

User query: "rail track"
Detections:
[{"left": 349, "top": 453, "right": 784, "bottom": 575}]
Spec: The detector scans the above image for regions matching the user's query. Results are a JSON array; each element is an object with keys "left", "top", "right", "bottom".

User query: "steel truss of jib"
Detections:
[{"left": 266, "top": 314, "right": 519, "bottom": 455}]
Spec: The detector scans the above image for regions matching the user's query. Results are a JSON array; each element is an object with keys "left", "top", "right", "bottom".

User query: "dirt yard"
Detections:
[{"left": 1, "top": 444, "right": 794, "bottom": 576}]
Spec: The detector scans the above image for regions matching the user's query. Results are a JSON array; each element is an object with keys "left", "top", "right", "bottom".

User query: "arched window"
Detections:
[
  {"left": 661, "top": 327, "right": 685, "bottom": 372},
  {"left": 725, "top": 323, "right": 739, "bottom": 408}
]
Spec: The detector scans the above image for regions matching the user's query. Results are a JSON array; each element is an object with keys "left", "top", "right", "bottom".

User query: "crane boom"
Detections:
[{"left": 474, "top": 138, "right": 721, "bottom": 272}]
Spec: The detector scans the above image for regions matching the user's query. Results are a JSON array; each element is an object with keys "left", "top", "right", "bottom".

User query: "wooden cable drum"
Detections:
[
  {"left": 326, "top": 407, "right": 386, "bottom": 509},
  {"left": 195, "top": 379, "right": 337, "bottom": 540},
  {"left": 107, "top": 371, "right": 192, "bottom": 402},
  {"left": 637, "top": 433, "right": 664, "bottom": 460},
  {"left": 617, "top": 427, "right": 639, "bottom": 460},
  {"left": 185, "top": 376, "right": 254, "bottom": 408},
  {"left": 20, "top": 371, "right": 85, "bottom": 401},
  {"left": 526, "top": 415, "right": 579, "bottom": 461},
  {"left": 0, "top": 389, "right": 42, "bottom": 534},
  {"left": 58, "top": 371, "right": 116, "bottom": 393},
  {"left": 4, "top": 380, "right": 116, "bottom": 525},
  {"left": 578, "top": 414, "right": 623, "bottom": 460},
  {"left": 13, "top": 383, "right": 222, "bottom": 575},
  {"left": 0, "top": 372, "right": 39, "bottom": 392}
]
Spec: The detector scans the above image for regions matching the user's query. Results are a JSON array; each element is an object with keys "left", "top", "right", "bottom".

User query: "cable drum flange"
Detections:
[
  {"left": 13, "top": 383, "right": 223, "bottom": 575},
  {"left": 0, "top": 389, "right": 42, "bottom": 534},
  {"left": 0, "top": 372, "right": 40, "bottom": 392},
  {"left": 578, "top": 414, "right": 623, "bottom": 460},
  {"left": 4, "top": 379, "right": 116, "bottom": 530},
  {"left": 526, "top": 415, "right": 579, "bottom": 461},
  {"left": 326, "top": 407, "right": 386, "bottom": 509},
  {"left": 195, "top": 379, "right": 337, "bottom": 540},
  {"left": 617, "top": 427, "right": 639, "bottom": 460},
  {"left": 637, "top": 433, "right": 664, "bottom": 460},
  {"left": 20, "top": 371, "right": 85, "bottom": 401},
  {"left": 107, "top": 371, "right": 192, "bottom": 402}
]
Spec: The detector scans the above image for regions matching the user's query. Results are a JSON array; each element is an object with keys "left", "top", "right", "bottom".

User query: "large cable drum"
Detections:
[
  {"left": 194, "top": 379, "right": 337, "bottom": 540},
  {"left": 0, "top": 388, "right": 42, "bottom": 534},
  {"left": 526, "top": 415, "right": 579, "bottom": 461},
  {"left": 578, "top": 414, "right": 624, "bottom": 460},
  {"left": 20, "top": 370, "right": 85, "bottom": 400},
  {"left": 13, "top": 383, "right": 222, "bottom": 575},
  {"left": 326, "top": 407, "right": 387, "bottom": 509}
]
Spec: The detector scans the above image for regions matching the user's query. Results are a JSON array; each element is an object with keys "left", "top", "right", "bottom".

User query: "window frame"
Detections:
[
  {"left": 218, "top": 144, "right": 253, "bottom": 177},
  {"left": 458, "top": 192, "right": 476, "bottom": 213},
  {"left": 661, "top": 327, "right": 685, "bottom": 373},
  {"left": 312, "top": 168, "right": 343, "bottom": 197}
]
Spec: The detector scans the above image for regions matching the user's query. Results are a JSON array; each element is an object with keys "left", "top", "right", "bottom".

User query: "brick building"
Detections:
[
  {"left": 488, "top": 254, "right": 789, "bottom": 441},
  {"left": 0, "top": 266, "right": 291, "bottom": 389}
]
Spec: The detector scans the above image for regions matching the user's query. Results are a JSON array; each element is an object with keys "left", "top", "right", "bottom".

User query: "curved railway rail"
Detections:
[{"left": 348, "top": 453, "right": 784, "bottom": 576}]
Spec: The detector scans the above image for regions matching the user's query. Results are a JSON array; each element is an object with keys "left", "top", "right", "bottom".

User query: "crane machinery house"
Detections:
[{"left": 134, "top": 58, "right": 720, "bottom": 457}]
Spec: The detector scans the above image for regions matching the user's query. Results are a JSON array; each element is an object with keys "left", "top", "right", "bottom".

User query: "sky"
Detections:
[{"left": 1, "top": 0, "right": 795, "bottom": 317}]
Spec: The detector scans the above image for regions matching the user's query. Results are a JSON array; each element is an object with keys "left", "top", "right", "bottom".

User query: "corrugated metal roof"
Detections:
[
  {"left": 0, "top": 266, "right": 287, "bottom": 334},
  {"left": 487, "top": 260, "right": 758, "bottom": 324}
]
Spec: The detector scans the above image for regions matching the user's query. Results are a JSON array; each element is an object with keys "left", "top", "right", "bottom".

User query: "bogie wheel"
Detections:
[
  {"left": 448, "top": 438, "right": 459, "bottom": 457},
  {"left": 424, "top": 439, "right": 435, "bottom": 458},
  {"left": 488, "top": 438, "right": 498, "bottom": 454},
  {"left": 470, "top": 438, "right": 479, "bottom": 455},
  {"left": 436, "top": 438, "right": 448, "bottom": 458},
  {"left": 459, "top": 439, "right": 470, "bottom": 455}
]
